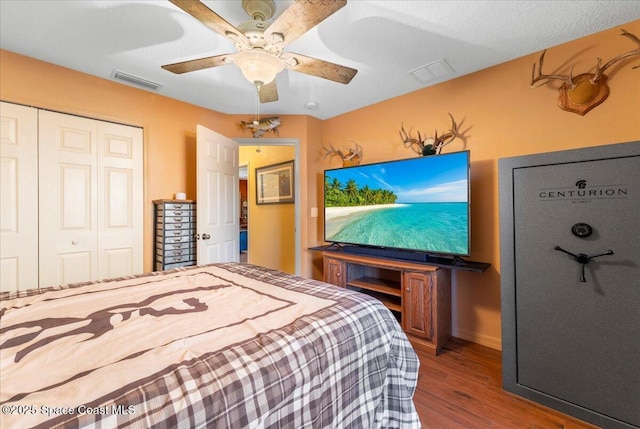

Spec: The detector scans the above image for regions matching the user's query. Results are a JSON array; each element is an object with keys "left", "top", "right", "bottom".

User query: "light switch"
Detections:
[{"left": 311, "top": 207, "right": 318, "bottom": 218}]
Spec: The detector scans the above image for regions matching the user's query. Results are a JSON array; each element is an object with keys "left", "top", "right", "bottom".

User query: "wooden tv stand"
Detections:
[{"left": 321, "top": 251, "right": 451, "bottom": 355}]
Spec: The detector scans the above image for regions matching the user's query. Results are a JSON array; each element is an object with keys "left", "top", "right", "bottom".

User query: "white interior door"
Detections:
[
  {"left": 97, "top": 121, "right": 144, "bottom": 279},
  {"left": 0, "top": 102, "right": 38, "bottom": 292},
  {"left": 196, "top": 125, "right": 239, "bottom": 263},
  {"left": 39, "top": 110, "right": 99, "bottom": 286}
]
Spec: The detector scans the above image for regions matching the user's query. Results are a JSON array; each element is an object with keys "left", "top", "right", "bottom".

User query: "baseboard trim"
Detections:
[{"left": 452, "top": 328, "right": 502, "bottom": 350}]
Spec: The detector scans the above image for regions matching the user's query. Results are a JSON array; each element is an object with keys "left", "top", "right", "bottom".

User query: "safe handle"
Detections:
[{"left": 554, "top": 246, "right": 614, "bottom": 282}]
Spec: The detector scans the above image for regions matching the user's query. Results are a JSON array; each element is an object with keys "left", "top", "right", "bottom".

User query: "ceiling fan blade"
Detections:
[
  {"left": 162, "top": 54, "right": 234, "bottom": 74},
  {"left": 282, "top": 52, "right": 357, "bottom": 84},
  {"left": 169, "top": 0, "right": 248, "bottom": 46},
  {"left": 258, "top": 80, "right": 278, "bottom": 103},
  {"left": 265, "top": 0, "right": 347, "bottom": 46}
]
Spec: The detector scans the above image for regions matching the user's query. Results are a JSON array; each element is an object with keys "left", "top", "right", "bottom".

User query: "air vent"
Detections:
[
  {"left": 111, "top": 70, "right": 162, "bottom": 91},
  {"left": 409, "top": 59, "right": 454, "bottom": 83}
]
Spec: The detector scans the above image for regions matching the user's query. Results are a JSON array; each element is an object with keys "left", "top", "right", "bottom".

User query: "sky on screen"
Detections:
[{"left": 325, "top": 152, "right": 469, "bottom": 203}]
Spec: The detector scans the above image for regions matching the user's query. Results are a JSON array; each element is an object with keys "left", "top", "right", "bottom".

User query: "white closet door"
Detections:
[
  {"left": 38, "top": 111, "right": 143, "bottom": 287},
  {"left": 39, "top": 110, "right": 99, "bottom": 287},
  {"left": 0, "top": 102, "right": 38, "bottom": 292},
  {"left": 97, "top": 121, "right": 143, "bottom": 280}
]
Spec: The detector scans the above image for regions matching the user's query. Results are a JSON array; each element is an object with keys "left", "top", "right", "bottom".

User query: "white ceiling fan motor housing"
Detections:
[{"left": 242, "top": 0, "right": 276, "bottom": 21}]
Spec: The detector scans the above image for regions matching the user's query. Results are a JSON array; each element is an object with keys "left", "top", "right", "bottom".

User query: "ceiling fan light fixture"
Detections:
[{"left": 234, "top": 50, "right": 284, "bottom": 85}]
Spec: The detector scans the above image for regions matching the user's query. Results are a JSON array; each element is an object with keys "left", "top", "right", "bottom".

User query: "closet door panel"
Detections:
[
  {"left": 61, "top": 163, "right": 92, "bottom": 229},
  {"left": 0, "top": 102, "right": 38, "bottom": 292},
  {"left": 98, "top": 122, "right": 143, "bottom": 280},
  {"left": 59, "top": 251, "right": 93, "bottom": 285},
  {"left": 104, "top": 248, "right": 133, "bottom": 278},
  {"left": 39, "top": 110, "right": 98, "bottom": 287}
]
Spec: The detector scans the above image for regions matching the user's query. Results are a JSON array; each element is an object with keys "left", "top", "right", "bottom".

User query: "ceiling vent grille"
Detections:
[
  {"left": 111, "top": 70, "right": 162, "bottom": 91},
  {"left": 409, "top": 59, "right": 454, "bottom": 83}
]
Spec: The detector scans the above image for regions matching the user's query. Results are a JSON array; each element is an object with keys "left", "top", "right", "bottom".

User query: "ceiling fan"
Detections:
[{"left": 161, "top": 0, "right": 358, "bottom": 103}]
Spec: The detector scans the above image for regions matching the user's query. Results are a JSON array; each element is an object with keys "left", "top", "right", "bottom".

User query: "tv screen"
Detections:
[{"left": 324, "top": 151, "right": 470, "bottom": 257}]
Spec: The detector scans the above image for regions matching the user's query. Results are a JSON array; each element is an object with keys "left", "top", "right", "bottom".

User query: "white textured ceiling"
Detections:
[{"left": 1, "top": 1, "right": 640, "bottom": 119}]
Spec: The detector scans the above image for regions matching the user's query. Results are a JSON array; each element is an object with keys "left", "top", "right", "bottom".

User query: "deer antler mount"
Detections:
[
  {"left": 400, "top": 113, "right": 459, "bottom": 156},
  {"left": 531, "top": 29, "right": 640, "bottom": 115},
  {"left": 323, "top": 141, "right": 362, "bottom": 167}
]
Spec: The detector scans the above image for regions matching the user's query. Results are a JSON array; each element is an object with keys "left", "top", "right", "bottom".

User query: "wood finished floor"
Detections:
[{"left": 414, "top": 338, "right": 600, "bottom": 429}]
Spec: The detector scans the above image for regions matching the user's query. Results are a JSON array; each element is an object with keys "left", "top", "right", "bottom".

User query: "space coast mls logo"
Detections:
[{"left": 538, "top": 179, "right": 629, "bottom": 203}]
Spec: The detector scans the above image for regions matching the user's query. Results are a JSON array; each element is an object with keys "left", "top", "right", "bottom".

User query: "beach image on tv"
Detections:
[{"left": 324, "top": 152, "right": 469, "bottom": 255}]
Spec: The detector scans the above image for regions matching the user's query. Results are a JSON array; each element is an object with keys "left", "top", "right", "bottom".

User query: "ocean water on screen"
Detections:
[{"left": 327, "top": 203, "right": 468, "bottom": 255}]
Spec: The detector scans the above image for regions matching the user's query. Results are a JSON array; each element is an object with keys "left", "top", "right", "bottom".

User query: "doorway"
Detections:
[
  {"left": 239, "top": 164, "right": 248, "bottom": 263},
  {"left": 237, "top": 138, "right": 300, "bottom": 275}
]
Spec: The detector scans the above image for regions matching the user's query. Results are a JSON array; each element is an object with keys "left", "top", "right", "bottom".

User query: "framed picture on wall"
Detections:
[{"left": 256, "top": 160, "right": 295, "bottom": 205}]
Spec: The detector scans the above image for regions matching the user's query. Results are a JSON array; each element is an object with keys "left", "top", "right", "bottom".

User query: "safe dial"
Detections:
[{"left": 571, "top": 223, "right": 593, "bottom": 238}]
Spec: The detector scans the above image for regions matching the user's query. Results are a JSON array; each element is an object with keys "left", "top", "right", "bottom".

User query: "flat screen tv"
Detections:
[{"left": 324, "top": 151, "right": 470, "bottom": 259}]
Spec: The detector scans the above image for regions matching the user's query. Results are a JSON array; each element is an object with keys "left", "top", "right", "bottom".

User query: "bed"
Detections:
[{"left": 0, "top": 263, "right": 421, "bottom": 428}]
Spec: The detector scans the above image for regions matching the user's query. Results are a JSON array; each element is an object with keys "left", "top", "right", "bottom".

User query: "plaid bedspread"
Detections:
[{"left": 0, "top": 263, "right": 421, "bottom": 428}]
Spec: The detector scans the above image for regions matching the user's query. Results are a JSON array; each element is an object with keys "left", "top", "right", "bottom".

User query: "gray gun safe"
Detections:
[{"left": 499, "top": 141, "right": 640, "bottom": 428}]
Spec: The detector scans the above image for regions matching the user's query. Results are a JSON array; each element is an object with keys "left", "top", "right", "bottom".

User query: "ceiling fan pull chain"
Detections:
[
  {"left": 253, "top": 82, "right": 262, "bottom": 152},
  {"left": 254, "top": 82, "right": 261, "bottom": 125}
]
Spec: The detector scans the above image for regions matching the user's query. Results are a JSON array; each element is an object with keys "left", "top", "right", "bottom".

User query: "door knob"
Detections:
[
  {"left": 202, "top": 233, "right": 211, "bottom": 240},
  {"left": 71, "top": 240, "right": 78, "bottom": 245}
]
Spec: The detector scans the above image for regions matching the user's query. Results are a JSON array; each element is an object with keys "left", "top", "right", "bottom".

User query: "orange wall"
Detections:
[
  {"left": 321, "top": 21, "right": 640, "bottom": 348},
  {"left": 2, "top": 20, "right": 638, "bottom": 349}
]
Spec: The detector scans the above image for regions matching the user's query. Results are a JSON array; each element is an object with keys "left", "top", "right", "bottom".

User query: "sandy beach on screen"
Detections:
[{"left": 325, "top": 204, "right": 404, "bottom": 221}]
